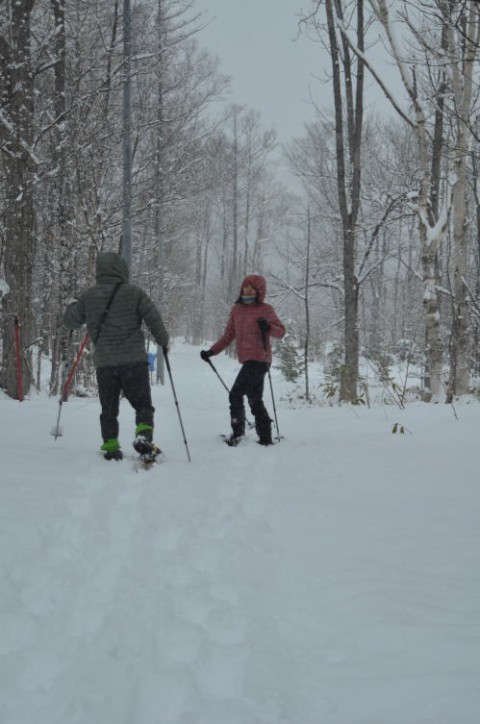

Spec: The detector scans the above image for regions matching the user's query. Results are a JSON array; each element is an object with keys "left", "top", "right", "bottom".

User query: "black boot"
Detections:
[
  {"left": 228, "top": 413, "right": 245, "bottom": 446},
  {"left": 133, "top": 424, "right": 154, "bottom": 455},
  {"left": 256, "top": 415, "right": 273, "bottom": 446},
  {"left": 231, "top": 415, "right": 245, "bottom": 438}
]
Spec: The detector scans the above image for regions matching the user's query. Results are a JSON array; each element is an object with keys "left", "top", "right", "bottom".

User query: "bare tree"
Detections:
[
  {"left": 340, "top": 0, "right": 480, "bottom": 398},
  {"left": 443, "top": 1, "right": 480, "bottom": 395},
  {"left": 300, "top": 0, "right": 365, "bottom": 401},
  {"left": 0, "top": 0, "right": 37, "bottom": 398}
]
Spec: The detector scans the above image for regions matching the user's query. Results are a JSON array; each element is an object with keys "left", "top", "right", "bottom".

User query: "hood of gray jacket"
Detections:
[{"left": 95, "top": 252, "right": 129, "bottom": 284}]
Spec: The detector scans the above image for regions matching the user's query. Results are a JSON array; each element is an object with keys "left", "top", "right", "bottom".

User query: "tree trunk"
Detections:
[
  {"left": 231, "top": 109, "right": 239, "bottom": 290},
  {"left": 325, "top": 0, "right": 364, "bottom": 402},
  {"left": 450, "top": 132, "right": 471, "bottom": 396},
  {"left": 422, "top": 241, "right": 444, "bottom": 399},
  {"left": 447, "top": 3, "right": 479, "bottom": 395},
  {"left": 49, "top": 0, "right": 74, "bottom": 395},
  {"left": 154, "top": 0, "right": 165, "bottom": 384},
  {"left": 0, "top": 0, "right": 36, "bottom": 397}
]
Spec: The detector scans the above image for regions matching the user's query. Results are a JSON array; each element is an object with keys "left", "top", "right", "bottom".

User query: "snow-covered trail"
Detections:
[{"left": 1, "top": 342, "right": 480, "bottom": 723}]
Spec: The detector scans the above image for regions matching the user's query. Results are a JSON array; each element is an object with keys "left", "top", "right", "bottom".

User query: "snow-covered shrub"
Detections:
[{"left": 276, "top": 326, "right": 304, "bottom": 382}]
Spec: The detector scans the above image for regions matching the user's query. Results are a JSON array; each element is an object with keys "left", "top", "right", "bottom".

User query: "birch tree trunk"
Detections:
[
  {"left": 446, "top": 2, "right": 480, "bottom": 395},
  {"left": 367, "top": 0, "right": 447, "bottom": 399},
  {"left": 362, "top": 0, "right": 480, "bottom": 398},
  {"left": 231, "top": 108, "right": 240, "bottom": 291}
]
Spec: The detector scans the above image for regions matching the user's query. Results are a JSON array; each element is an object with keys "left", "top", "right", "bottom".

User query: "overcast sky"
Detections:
[
  {"left": 197, "top": 0, "right": 329, "bottom": 143},
  {"left": 197, "top": 0, "right": 403, "bottom": 146}
]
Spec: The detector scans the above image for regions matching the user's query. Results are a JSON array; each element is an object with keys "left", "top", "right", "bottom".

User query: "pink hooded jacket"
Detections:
[{"left": 210, "top": 274, "right": 285, "bottom": 364}]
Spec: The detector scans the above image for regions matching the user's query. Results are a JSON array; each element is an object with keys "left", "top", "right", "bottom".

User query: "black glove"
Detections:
[
  {"left": 200, "top": 349, "right": 213, "bottom": 361},
  {"left": 257, "top": 318, "right": 271, "bottom": 333}
]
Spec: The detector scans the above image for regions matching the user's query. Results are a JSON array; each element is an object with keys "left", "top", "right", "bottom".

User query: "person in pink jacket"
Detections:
[{"left": 201, "top": 274, "right": 286, "bottom": 445}]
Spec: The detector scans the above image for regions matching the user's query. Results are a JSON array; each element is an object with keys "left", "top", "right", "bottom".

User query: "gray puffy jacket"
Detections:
[{"left": 64, "top": 252, "right": 169, "bottom": 368}]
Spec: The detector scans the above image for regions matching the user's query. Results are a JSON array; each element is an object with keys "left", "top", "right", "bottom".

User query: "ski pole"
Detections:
[
  {"left": 206, "top": 357, "right": 230, "bottom": 393},
  {"left": 163, "top": 347, "right": 191, "bottom": 462},
  {"left": 51, "top": 331, "right": 73, "bottom": 439},
  {"left": 266, "top": 367, "right": 281, "bottom": 442},
  {"left": 62, "top": 332, "right": 89, "bottom": 400},
  {"left": 14, "top": 316, "right": 24, "bottom": 402},
  {"left": 261, "top": 329, "right": 281, "bottom": 442},
  {"left": 205, "top": 356, "right": 254, "bottom": 429},
  {"left": 51, "top": 332, "right": 89, "bottom": 439}
]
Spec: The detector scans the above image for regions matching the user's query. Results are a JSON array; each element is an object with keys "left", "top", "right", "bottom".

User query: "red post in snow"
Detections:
[{"left": 14, "top": 316, "right": 24, "bottom": 402}]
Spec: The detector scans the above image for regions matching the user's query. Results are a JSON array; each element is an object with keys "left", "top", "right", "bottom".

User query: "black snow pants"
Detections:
[
  {"left": 96, "top": 362, "right": 154, "bottom": 442},
  {"left": 229, "top": 360, "right": 272, "bottom": 443}
]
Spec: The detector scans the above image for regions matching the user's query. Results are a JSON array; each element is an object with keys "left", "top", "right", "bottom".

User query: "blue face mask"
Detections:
[{"left": 241, "top": 295, "right": 256, "bottom": 304}]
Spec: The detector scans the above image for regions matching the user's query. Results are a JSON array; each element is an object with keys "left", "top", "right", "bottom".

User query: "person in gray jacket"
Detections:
[{"left": 64, "top": 251, "right": 169, "bottom": 461}]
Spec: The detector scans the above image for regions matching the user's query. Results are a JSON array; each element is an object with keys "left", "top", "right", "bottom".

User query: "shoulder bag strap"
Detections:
[{"left": 92, "top": 282, "right": 123, "bottom": 345}]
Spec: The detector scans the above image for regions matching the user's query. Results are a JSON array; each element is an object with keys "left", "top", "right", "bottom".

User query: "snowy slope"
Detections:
[{"left": 1, "top": 342, "right": 479, "bottom": 724}]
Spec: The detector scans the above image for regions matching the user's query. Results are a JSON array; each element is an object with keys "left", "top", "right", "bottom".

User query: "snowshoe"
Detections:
[
  {"left": 103, "top": 449, "right": 124, "bottom": 461},
  {"left": 137, "top": 446, "right": 164, "bottom": 469},
  {"left": 133, "top": 435, "right": 163, "bottom": 467},
  {"left": 222, "top": 433, "right": 244, "bottom": 447}
]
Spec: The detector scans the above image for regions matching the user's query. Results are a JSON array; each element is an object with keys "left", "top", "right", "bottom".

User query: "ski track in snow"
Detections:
[
  {"left": 1, "top": 343, "right": 480, "bottom": 723},
  {"left": 1, "top": 430, "right": 298, "bottom": 722}
]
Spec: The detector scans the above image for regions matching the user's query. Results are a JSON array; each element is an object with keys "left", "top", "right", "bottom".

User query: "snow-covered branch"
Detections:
[{"left": 335, "top": 14, "right": 415, "bottom": 128}]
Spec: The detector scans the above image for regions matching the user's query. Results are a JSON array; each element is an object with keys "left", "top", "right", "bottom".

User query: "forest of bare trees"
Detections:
[{"left": 1, "top": 0, "right": 480, "bottom": 405}]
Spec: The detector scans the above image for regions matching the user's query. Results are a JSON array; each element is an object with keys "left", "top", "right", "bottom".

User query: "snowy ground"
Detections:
[{"left": 1, "top": 341, "right": 479, "bottom": 724}]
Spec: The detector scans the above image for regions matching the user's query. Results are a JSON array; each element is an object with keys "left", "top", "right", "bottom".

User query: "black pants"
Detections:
[
  {"left": 96, "top": 362, "right": 154, "bottom": 442},
  {"left": 229, "top": 360, "right": 271, "bottom": 441}
]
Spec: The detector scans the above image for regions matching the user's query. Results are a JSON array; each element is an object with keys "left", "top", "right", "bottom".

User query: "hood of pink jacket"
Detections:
[{"left": 239, "top": 274, "right": 266, "bottom": 303}]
